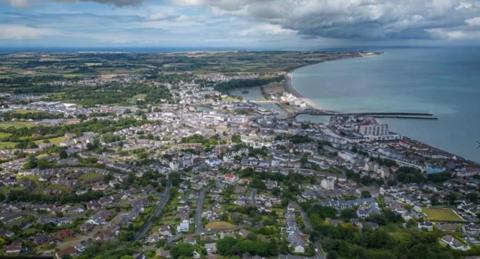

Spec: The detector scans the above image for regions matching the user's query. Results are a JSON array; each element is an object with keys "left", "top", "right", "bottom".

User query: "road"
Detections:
[
  {"left": 251, "top": 188, "right": 257, "bottom": 207},
  {"left": 135, "top": 182, "right": 172, "bottom": 241},
  {"left": 291, "top": 201, "right": 326, "bottom": 259},
  {"left": 195, "top": 188, "right": 206, "bottom": 235}
]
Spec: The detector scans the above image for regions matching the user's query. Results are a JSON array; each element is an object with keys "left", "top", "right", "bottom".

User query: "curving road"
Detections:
[
  {"left": 135, "top": 182, "right": 172, "bottom": 241},
  {"left": 291, "top": 201, "right": 326, "bottom": 259}
]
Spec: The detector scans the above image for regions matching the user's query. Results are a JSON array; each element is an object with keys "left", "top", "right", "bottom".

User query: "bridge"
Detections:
[{"left": 294, "top": 108, "right": 438, "bottom": 120}]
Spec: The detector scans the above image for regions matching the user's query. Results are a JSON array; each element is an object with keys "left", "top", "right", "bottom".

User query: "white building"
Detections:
[
  {"left": 177, "top": 219, "right": 190, "bottom": 233},
  {"left": 357, "top": 118, "right": 401, "bottom": 141},
  {"left": 321, "top": 177, "right": 336, "bottom": 190}
]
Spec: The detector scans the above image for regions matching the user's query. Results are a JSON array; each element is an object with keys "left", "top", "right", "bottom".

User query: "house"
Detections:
[
  {"left": 293, "top": 244, "right": 305, "bottom": 254},
  {"left": 462, "top": 223, "right": 480, "bottom": 236},
  {"left": 205, "top": 243, "right": 217, "bottom": 255},
  {"left": 5, "top": 240, "right": 22, "bottom": 254},
  {"left": 418, "top": 222, "right": 434, "bottom": 231},
  {"left": 184, "top": 235, "right": 197, "bottom": 245},
  {"left": 440, "top": 235, "right": 470, "bottom": 251},
  {"left": 159, "top": 225, "right": 172, "bottom": 238},
  {"left": 356, "top": 201, "right": 380, "bottom": 219},
  {"left": 177, "top": 219, "right": 190, "bottom": 233},
  {"left": 56, "top": 246, "right": 77, "bottom": 259},
  {"left": 193, "top": 251, "right": 201, "bottom": 259},
  {"left": 224, "top": 173, "right": 238, "bottom": 183},
  {"left": 56, "top": 229, "right": 75, "bottom": 241}
]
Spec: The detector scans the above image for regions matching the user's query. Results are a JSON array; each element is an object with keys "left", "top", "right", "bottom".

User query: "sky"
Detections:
[{"left": 0, "top": 0, "right": 480, "bottom": 49}]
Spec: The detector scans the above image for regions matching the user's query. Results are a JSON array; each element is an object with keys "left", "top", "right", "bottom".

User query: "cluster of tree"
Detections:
[
  {"left": 23, "top": 155, "right": 53, "bottom": 170},
  {"left": 345, "top": 170, "right": 384, "bottom": 186},
  {"left": 76, "top": 241, "right": 138, "bottom": 259},
  {"left": 286, "top": 134, "right": 314, "bottom": 144},
  {"left": 121, "top": 171, "right": 166, "bottom": 191},
  {"left": 249, "top": 147, "right": 269, "bottom": 157},
  {"left": 231, "top": 134, "right": 242, "bottom": 144},
  {"left": 181, "top": 134, "right": 222, "bottom": 150},
  {"left": 371, "top": 157, "right": 397, "bottom": 167},
  {"left": 427, "top": 172, "right": 453, "bottom": 183},
  {"left": 7, "top": 189, "right": 104, "bottom": 204},
  {"left": 367, "top": 209, "right": 403, "bottom": 225},
  {"left": 216, "top": 236, "right": 279, "bottom": 257},
  {"left": 170, "top": 243, "right": 205, "bottom": 259},
  {"left": 302, "top": 203, "right": 337, "bottom": 227},
  {"left": 320, "top": 226, "right": 456, "bottom": 259},
  {"left": 2, "top": 118, "right": 143, "bottom": 142},
  {"left": 214, "top": 76, "right": 284, "bottom": 93},
  {"left": 102, "top": 133, "right": 123, "bottom": 143},
  {"left": 395, "top": 167, "right": 426, "bottom": 184},
  {"left": 1, "top": 111, "right": 64, "bottom": 121},
  {"left": 45, "top": 83, "right": 171, "bottom": 106},
  {"left": 237, "top": 168, "right": 315, "bottom": 197}
]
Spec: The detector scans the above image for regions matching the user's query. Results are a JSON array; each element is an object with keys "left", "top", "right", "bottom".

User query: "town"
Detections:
[{"left": 0, "top": 51, "right": 479, "bottom": 259}]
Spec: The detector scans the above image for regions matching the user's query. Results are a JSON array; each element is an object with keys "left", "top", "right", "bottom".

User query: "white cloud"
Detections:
[
  {"left": 240, "top": 23, "right": 295, "bottom": 37},
  {"left": 465, "top": 17, "right": 480, "bottom": 26},
  {"left": 0, "top": 24, "right": 54, "bottom": 40},
  {"left": 4, "top": 0, "right": 31, "bottom": 8},
  {"left": 2, "top": 0, "right": 144, "bottom": 7}
]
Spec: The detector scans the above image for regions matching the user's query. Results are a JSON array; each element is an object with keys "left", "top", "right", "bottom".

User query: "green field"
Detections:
[
  {"left": 205, "top": 221, "right": 235, "bottom": 231},
  {"left": 0, "top": 132, "right": 11, "bottom": 139},
  {"left": 13, "top": 109, "right": 40, "bottom": 114},
  {"left": 0, "top": 141, "right": 17, "bottom": 149},
  {"left": 34, "top": 136, "right": 66, "bottom": 145},
  {"left": 0, "top": 121, "right": 35, "bottom": 129},
  {"left": 79, "top": 172, "right": 104, "bottom": 183},
  {"left": 422, "top": 208, "right": 464, "bottom": 222}
]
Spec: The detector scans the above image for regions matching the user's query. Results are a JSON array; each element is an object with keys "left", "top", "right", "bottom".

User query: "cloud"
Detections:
[
  {"left": 3, "top": 0, "right": 31, "bottom": 8},
  {"left": 240, "top": 23, "right": 295, "bottom": 37},
  {"left": 56, "top": 0, "right": 143, "bottom": 6},
  {"left": 2, "top": 0, "right": 144, "bottom": 7},
  {"left": 172, "top": 0, "right": 480, "bottom": 40},
  {"left": 465, "top": 17, "right": 480, "bottom": 27},
  {"left": 0, "top": 24, "right": 54, "bottom": 39}
]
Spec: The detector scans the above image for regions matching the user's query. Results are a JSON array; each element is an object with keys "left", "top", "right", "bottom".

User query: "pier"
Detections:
[{"left": 294, "top": 108, "right": 438, "bottom": 120}]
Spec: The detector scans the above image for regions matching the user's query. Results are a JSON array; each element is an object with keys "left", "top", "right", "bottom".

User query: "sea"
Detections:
[{"left": 292, "top": 47, "right": 480, "bottom": 163}]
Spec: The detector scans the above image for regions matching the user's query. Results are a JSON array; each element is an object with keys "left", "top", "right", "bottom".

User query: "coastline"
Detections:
[
  {"left": 282, "top": 52, "right": 480, "bottom": 165},
  {"left": 283, "top": 52, "right": 376, "bottom": 111}
]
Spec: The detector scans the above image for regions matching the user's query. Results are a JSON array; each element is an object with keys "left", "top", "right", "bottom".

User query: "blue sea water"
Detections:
[{"left": 292, "top": 47, "right": 480, "bottom": 163}]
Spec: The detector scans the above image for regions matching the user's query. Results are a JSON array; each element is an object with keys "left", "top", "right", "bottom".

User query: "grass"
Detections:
[
  {"left": 422, "top": 208, "right": 464, "bottom": 222},
  {"left": 0, "top": 121, "right": 35, "bottom": 129},
  {"left": 0, "top": 136, "right": 66, "bottom": 149},
  {"left": 205, "top": 221, "right": 235, "bottom": 231},
  {"left": 45, "top": 184, "right": 70, "bottom": 193},
  {"left": 0, "top": 141, "right": 17, "bottom": 149},
  {"left": 79, "top": 172, "right": 104, "bottom": 183},
  {"left": 13, "top": 109, "right": 40, "bottom": 114},
  {"left": 0, "top": 132, "right": 12, "bottom": 139},
  {"left": 34, "top": 136, "right": 66, "bottom": 145}
]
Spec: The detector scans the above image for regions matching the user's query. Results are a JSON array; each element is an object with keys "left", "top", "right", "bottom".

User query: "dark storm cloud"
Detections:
[{"left": 175, "top": 0, "right": 480, "bottom": 40}]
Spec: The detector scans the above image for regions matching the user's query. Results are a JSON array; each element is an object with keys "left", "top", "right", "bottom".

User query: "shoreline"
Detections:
[
  {"left": 283, "top": 52, "right": 373, "bottom": 111},
  {"left": 282, "top": 52, "right": 479, "bottom": 165}
]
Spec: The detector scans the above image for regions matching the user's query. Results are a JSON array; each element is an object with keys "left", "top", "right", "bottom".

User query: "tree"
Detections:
[
  {"left": 361, "top": 190, "right": 371, "bottom": 198},
  {"left": 37, "top": 158, "right": 51, "bottom": 169},
  {"left": 23, "top": 154, "right": 37, "bottom": 169},
  {"left": 171, "top": 243, "right": 195, "bottom": 259},
  {"left": 396, "top": 167, "right": 426, "bottom": 184},
  {"left": 231, "top": 134, "right": 241, "bottom": 144},
  {"left": 59, "top": 148, "right": 68, "bottom": 159}
]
